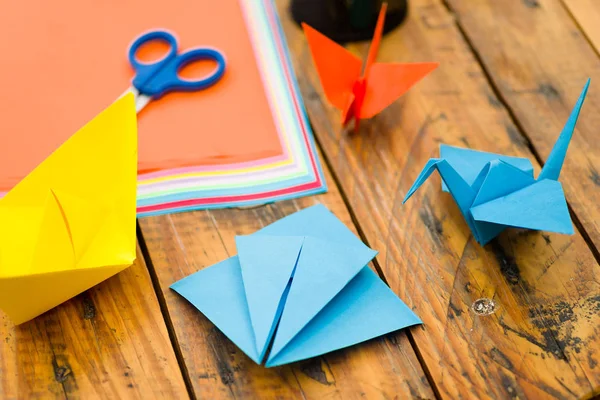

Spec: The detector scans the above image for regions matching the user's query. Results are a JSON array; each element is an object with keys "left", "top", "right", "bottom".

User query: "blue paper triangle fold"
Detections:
[
  {"left": 266, "top": 268, "right": 421, "bottom": 367},
  {"left": 171, "top": 204, "right": 422, "bottom": 367},
  {"left": 471, "top": 180, "right": 573, "bottom": 234},
  {"left": 236, "top": 235, "right": 304, "bottom": 362},
  {"left": 170, "top": 257, "right": 262, "bottom": 364},
  {"left": 268, "top": 236, "right": 377, "bottom": 361}
]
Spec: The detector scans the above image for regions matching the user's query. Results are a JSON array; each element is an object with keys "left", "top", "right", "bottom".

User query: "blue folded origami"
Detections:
[
  {"left": 403, "top": 79, "right": 590, "bottom": 245},
  {"left": 171, "top": 204, "right": 421, "bottom": 367}
]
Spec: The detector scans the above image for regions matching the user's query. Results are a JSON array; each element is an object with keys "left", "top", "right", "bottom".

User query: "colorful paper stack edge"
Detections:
[{"left": 135, "top": 0, "right": 327, "bottom": 217}]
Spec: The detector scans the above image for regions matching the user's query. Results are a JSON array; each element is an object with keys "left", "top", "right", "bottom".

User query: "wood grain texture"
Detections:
[
  {"left": 280, "top": 0, "right": 600, "bottom": 398},
  {"left": 443, "top": 0, "right": 600, "bottom": 391},
  {"left": 563, "top": 0, "right": 600, "bottom": 57},
  {"left": 138, "top": 160, "right": 435, "bottom": 400},
  {"left": 0, "top": 244, "right": 188, "bottom": 399}
]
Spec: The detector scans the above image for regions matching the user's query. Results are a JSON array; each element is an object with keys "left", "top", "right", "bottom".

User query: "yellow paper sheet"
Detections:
[{"left": 0, "top": 94, "right": 138, "bottom": 324}]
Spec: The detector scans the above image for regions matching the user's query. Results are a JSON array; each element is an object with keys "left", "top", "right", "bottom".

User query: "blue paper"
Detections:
[
  {"left": 267, "top": 268, "right": 420, "bottom": 367},
  {"left": 404, "top": 79, "right": 589, "bottom": 245},
  {"left": 171, "top": 256, "right": 262, "bottom": 364},
  {"left": 439, "top": 144, "right": 534, "bottom": 192},
  {"left": 171, "top": 204, "right": 422, "bottom": 366},
  {"left": 268, "top": 236, "right": 378, "bottom": 361},
  {"left": 236, "top": 235, "right": 304, "bottom": 362}
]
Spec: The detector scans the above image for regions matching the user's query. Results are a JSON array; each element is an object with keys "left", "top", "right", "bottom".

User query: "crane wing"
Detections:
[{"left": 302, "top": 23, "right": 362, "bottom": 111}]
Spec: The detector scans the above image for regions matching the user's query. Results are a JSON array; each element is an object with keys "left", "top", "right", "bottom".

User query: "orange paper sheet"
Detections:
[{"left": 0, "top": 0, "right": 283, "bottom": 190}]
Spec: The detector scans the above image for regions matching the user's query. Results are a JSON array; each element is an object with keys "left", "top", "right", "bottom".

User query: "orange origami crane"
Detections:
[{"left": 302, "top": 3, "right": 438, "bottom": 132}]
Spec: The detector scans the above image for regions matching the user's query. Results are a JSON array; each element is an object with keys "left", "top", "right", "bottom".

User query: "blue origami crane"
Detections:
[
  {"left": 403, "top": 79, "right": 590, "bottom": 245},
  {"left": 171, "top": 204, "right": 421, "bottom": 367}
]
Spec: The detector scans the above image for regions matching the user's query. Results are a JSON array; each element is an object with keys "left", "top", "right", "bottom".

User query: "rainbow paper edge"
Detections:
[{"left": 136, "top": 0, "right": 327, "bottom": 217}]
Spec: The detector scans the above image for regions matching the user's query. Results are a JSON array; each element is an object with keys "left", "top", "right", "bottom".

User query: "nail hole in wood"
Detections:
[{"left": 471, "top": 298, "right": 496, "bottom": 316}]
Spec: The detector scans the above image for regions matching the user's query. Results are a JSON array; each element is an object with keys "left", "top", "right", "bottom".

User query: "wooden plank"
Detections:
[
  {"left": 138, "top": 158, "right": 435, "bottom": 400},
  {"left": 279, "top": 0, "right": 600, "bottom": 398},
  {"left": 563, "top": 0, "right": 600, "bottom": 56},
  {"left": 441, "top": 0, "right": 600, "bottom": 395},
  {"left": 0, "top": 244, "right": 188, "bottom": 399}
]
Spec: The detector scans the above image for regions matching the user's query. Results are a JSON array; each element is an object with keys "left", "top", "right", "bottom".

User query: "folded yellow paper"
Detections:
[{"left": 0, "top": 93, "right": 138, "bottom": 324}]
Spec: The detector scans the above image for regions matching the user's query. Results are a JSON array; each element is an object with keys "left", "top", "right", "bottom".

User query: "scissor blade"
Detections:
[
  {"left": 135, "top": 94, "right": 152, "bottom": 113},
  {"left": 121, "top": 86, "right": 152, "bottom": 113}
]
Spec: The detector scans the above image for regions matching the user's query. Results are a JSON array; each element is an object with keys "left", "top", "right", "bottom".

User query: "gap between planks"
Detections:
[{"left": 137, "top": 222, "right": 196, "bottom": 400}]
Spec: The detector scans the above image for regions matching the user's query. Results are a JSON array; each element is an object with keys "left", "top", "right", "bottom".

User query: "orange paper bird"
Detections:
[{"left": 302, "top": 3, "right": 438, "bottom": 132}]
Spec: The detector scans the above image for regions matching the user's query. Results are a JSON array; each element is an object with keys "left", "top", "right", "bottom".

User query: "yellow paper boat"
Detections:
[{"left": 0, "top": 94, "right": 138, "bottom": 324}]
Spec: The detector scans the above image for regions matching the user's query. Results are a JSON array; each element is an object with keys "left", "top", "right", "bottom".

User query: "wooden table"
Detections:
[{"left": 3, "top": 0, "right": 600, "bottom": 398}]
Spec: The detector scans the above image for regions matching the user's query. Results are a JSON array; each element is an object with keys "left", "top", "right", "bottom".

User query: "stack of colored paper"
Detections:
[
  {"left": 0, "top": 0, "right": 326, "bottom": 217},
  {"left": 135, "top": 1, "right": 327, "bottom": 216}
]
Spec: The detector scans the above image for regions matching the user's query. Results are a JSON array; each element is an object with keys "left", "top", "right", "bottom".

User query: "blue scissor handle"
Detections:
[{"left": 128, "top": 30, "right": 226, "bottom": 99}]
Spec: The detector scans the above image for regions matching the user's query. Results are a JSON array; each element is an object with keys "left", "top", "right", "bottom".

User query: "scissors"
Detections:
[{"left": 126, "top": 30, "right": 226, "bottom": 112}]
